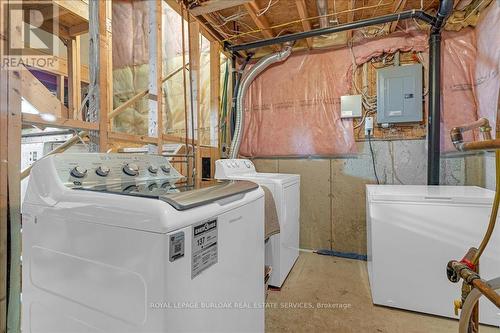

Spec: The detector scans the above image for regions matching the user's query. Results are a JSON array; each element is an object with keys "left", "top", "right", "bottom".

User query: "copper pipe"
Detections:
[
  {"left": 455, "top": 139, "right": 500, "bottom": 152},
  {"left": 451, "top": 117, "right": 493, "bottom": 152},
  {"left": 449, "top": 260, "right": 500, "bottom": 308},
  {"left": 472, "top": 278, "right": 500, "bottom": 308}
]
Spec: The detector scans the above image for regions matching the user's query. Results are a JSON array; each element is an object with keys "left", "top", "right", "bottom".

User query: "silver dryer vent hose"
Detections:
[{"left": 229, "top": 44, "right": 293, "bottom": 159}]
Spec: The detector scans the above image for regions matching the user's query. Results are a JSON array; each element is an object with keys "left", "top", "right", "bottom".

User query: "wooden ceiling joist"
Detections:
[
  {"left": 347, "top": 0, "right": 356, "bottom": 39},
  {"left": 69, "top": 22, "right": 89, "bottom": 37},
  {"left": 390, "top": 0, "right": 408, "bottom": 32},
  {"left": 244, "top": 0, "right": 274, "bottom": 40},
  {"left": 295, "top": 0, "right": 313, "bottom": 49},
  {"left": 52, "top": 0, "right": 89, "bottom": 22},
  {"left": 190, "top": 0, "right": 252, "bottom": 16}
]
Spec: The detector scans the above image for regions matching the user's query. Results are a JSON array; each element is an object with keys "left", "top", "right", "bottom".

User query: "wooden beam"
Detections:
[
  {"left": 109, "top": 90, "right": 148, "bottom": 121},
  {"left": 98, "top": 0, "right": 110, "bottom": 151},
  {"left": 0, "top": 2, "right": 8, "bottom": 329},
  {"left": 22, "top": 113, "right": 98, "bottom": 130},
  {"left": 188, "top": 20, "right": 201, "bottom": 179},
  {"left": 109, "top": 64, "right": 189, "bottom": 121},
  {"left": 244, "top": 0, "right": 274, "bottom": 39},
  {"left": 5, "top": 9, "right": 23, "bottom": 328},
  {"left": 67, "top": 36, "right": 82, "bottom": 120},
  {"left": 163, "top": 134, "right": 197, "bottom": 144},
  {"left": 190, "top": 0, "right": 252, "bottom": 16},
  {"left": 295, "top": 0, "right": 313, "bottom": 49},
  {"left": 20, "top": 68, "right": 68, "bottom": 119},
  {"left": 88, "top": 0, "right": 110, "bottom": 151},
  {"left": 23, "top": 48, "right": 89, "bottom": 83},
  {"left": 108, "top": 132, "right": 195, "bottom": 145},
  {"left": 69, "top": 22, "right": 89, "bottom": 37},
  {"left": 109, "top": 132, "right": 157, "bottom": 144},
  {"left": 33, "top": 6, "right": 68, "bottom": 21},
  {"left": 165, "top": 0, "right": 228, "bottom": 56},
  {"left": 210, "top": 41, "right": 220, "bottom": 148},
  {"left": 106, "top": 0, "right": 113, "bottom": 142},
  {"left": 38, "top": 18, "right": 71, "bottom": 41},
  {"left": 148, "top": 0, "right": 163, "bottom": 154},
  {"left": 390, "top": 0, "right": 408, "bottom": 32},
  {"left": 56, "top": 75, "right": 65, "bottom": 105},
  {"left": 53, "top": 0, "right": 89, "bottom": 22},
  {"left": 6, "top": 69, "right": 22, "bottom": 333},
  {"left": 347, "top": 0, "right": 355, "bottom": 39}
]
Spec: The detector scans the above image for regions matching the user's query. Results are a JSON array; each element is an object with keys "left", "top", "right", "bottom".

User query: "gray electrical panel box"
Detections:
[{"left": 376, "top": 64, "right": 423, "bottom": 124}]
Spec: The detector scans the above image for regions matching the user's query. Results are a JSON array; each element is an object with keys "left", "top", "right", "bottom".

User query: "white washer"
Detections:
[
  {"left": 215, "top": 159, "right": 300, "bottom": 288},
  {"left": 366, "top": 185, "right": 500, "bottom": 326},
  {"left": 22, "top": 153, "right": 265, "bottom": 333}
]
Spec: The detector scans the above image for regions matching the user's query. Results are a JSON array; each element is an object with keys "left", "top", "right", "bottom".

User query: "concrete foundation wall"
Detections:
[{"left": 251, "top": 139, "right": 487, "bottom": 254}]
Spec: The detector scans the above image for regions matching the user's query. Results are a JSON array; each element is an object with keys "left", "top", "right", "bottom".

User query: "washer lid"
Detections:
[
  {"left": 74, "top": 179, "right": 259, "bottom": 210},
  {"left": 367, "top": 185, "right": 494, "bottom": 205},
  {"left": 161, "top": 180, "right": 259, "bottom": 210},
  {"left": 227, "top": 173, "right": 300, "bottom": 185}
]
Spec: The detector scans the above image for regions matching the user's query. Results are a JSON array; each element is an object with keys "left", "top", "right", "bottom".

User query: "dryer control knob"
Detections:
[
  {"left": 123, "top": 163, "right": 140, "bottom": 176},
  {"left": 161, "top": 165, "right": 171, "bottom": 174},
  {"left": 148, "top": 165, "right": 159, "bottom": 174},
  {"left": 70, "top": 166, "right": 87, "bottom": 178}
]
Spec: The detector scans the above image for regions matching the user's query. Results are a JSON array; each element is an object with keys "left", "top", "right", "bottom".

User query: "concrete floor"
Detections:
[{"left": 265, "top": 252, "right": 499, "bottom": 333}]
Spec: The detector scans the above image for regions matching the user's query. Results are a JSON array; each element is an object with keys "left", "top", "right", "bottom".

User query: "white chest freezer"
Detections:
[
  {"left": 22, "top": 153, "right": 265, "bottom": 333},
  {"left": 366, "top": 185, "right": 500, "bottom": 326}
]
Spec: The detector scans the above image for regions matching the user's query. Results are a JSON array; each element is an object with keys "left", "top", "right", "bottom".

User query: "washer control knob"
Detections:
[
  {"left": 148, "top": 165, "right": 159, "bottom": 174},
  {"left": 70, "top": 166, "right": 87, "bottom": 178},
  {"left": 161, "top": 165, "right": 171, "bottom": 174},
  {"left": 96, "top": 165, "right": 110, "bottom": 177},
  {"left": 123, "top": 163, "right": 139, "bottom": 176}
]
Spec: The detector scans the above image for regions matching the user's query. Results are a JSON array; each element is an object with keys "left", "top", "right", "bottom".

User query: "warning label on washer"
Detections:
[{"left": 192, "top": 219, "right": 218, "bottom": 279}]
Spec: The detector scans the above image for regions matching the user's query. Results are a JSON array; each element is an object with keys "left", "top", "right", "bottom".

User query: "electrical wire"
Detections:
[
  {"left": 257, "top": 0, "right": 278, "bottom": 17},
  {"left": 367, "top": 130, "right": 381, "bottom": 184},
  {"left": 223, "top": 1, "right": 394, "bottom": 42}
]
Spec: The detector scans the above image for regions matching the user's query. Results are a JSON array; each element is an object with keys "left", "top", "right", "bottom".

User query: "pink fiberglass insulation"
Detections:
[
  {"left": 240, "top": 48, "right": 354, "bottom": 157},
  {"left": 112, "top": 0, "right": 149, "bottom": 69},
  {"left": 440, "top": 28, "right": 478, "bottom": 152},
  {"left": 240, "top": 27, "right": 481, "bottom": 157},
  {"left": 475, "top": 1, "right": 500, "bottom": 136},
  {"left": 240, "top": 31, "right": 428, "bottom": 157}
]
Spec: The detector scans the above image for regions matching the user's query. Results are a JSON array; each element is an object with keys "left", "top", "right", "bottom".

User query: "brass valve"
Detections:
[{"left": 454, "top": 299, "right": 462, "bottom": 316}]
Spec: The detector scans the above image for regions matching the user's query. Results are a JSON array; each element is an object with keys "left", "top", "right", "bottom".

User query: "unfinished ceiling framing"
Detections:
[{"left": 191, "top": 0, "right": 445, "bottom": 55}]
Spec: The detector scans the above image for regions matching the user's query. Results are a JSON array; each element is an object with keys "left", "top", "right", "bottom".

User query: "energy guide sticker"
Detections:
[{"left": 192, "top": 219, "right": 218, "bottom": 278}]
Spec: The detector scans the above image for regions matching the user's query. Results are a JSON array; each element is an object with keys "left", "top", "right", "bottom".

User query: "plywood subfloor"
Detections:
[{"left": 266, "top": 252, "right": 499, "bottom": 333}]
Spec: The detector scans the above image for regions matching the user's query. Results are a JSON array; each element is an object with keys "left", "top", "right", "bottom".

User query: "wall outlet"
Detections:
[{"left": 365, "top": 117, "right": 374, "bottom": 136}]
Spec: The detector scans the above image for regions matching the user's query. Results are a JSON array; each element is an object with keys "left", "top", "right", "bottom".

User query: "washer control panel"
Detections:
[
  {"left": 52, "top": 153, "right": 182, "bottom": 187},
  {"left": 214, "top": 159, "right": 256, "bottom": 179}
]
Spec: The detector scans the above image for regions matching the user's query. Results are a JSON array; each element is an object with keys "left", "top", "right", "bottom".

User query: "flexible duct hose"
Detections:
[
  {"left": 229, "top": 44, "right": 293, "bottom": 158},
  {"left": 458, "top": 277, "right": 500, "bottom": 333}
]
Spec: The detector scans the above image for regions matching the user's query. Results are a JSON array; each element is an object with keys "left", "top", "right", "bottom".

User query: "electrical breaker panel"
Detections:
[{"left": 376, "top": 64, "right": 423, "bottom": 124}]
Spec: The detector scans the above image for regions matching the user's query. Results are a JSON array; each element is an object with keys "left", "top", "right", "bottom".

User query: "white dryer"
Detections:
[
  {"left": 22, "top": 153, "right": 265, "bottom": 333},
  {"left": 215, "top": 159, "right": 300, "bottom": 288}
]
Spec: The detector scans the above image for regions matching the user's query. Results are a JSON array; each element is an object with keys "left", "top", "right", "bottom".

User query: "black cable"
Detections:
[{"left": 367, "top": 130, "right": 380, "bottom": 184}]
